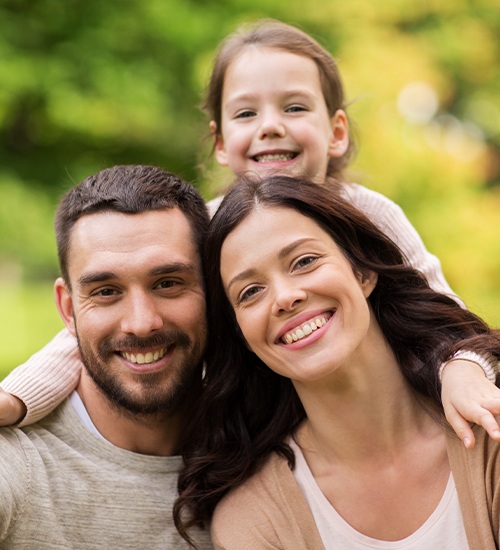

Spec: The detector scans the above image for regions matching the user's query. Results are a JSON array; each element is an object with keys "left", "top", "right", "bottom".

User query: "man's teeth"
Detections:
[
  {"left": 121, "top": 349, "right": 165, "bottom": 364},
  {"left": 283, "top": 317, "right": 327, "bottom": 345},
  {"left": 255, "top": 153, "right": 295, "bottom": 162}
]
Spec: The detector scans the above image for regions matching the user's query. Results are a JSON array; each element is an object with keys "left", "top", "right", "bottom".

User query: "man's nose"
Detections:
[{"left": 120, "top": 291, "right": 163, "bottom": 336}]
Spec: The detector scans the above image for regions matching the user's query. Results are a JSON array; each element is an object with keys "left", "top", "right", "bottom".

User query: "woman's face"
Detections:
[{"left": 220, "top": 206, "right": 378, "bottom": 384}]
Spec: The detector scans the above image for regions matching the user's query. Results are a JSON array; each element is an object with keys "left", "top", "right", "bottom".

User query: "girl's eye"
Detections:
[
  {"left": 239, "top": 285, "right": 262, "bottom": 303},
  {"left": 286, "top": 105, "right": 307, "bottom": 113},
  {"left": 235, "top": 110, "right": 256, "bottom": 119},
  {"left": 294, "top": 256, "right": 318, "bottom": 270}
]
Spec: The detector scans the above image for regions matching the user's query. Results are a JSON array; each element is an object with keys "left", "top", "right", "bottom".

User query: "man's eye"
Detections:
[
  {"left": 156, "top": 280, "right": 178, "bottom": 289},
  {"left": 93, "top": 288, "right": 118, "bottom": 297}
]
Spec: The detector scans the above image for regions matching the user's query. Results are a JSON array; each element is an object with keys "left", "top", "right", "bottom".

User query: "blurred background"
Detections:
[{"left": 0, "top": 0, "right": 499, "bottom": 376}]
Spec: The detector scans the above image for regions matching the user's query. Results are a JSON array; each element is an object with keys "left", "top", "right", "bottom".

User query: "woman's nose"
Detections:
[{"left": 271, "top": 282, "right": 307, "bottom": 315}]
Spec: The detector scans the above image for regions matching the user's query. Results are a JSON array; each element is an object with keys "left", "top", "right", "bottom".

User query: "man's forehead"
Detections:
[{"left": 67, "top": 208, "right": 199, "bottom": 276}]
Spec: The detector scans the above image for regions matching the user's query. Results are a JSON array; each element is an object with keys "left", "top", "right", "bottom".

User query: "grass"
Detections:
[{"left": 0, "top": 281, "right": 64, "bottom": 379}]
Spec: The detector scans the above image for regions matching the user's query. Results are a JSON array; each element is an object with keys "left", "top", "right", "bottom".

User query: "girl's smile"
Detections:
[{"left": 214, "top": 46, "right": 348, "bottom": 182}]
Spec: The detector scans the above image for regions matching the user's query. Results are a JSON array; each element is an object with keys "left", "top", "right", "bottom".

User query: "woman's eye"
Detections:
[
  {"left": 294, "top": 256, "right": 317, "bottom": 270},
  {"left": 239, "top": 285, "right": 261, "bottom": 303}
]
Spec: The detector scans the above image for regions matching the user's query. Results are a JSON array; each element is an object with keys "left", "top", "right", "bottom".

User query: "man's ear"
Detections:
[
  {"left": 358, "top": 270, "right": 378, "bottom": 299},
  {"left": 210, "top": 120, "right": 229, "bottom": 167},
  {"left": 328, "top": 109, "right": 350, "bottom": 159},
  {"left": 54, "top": 277, "right": 76, "bottom": 336}
]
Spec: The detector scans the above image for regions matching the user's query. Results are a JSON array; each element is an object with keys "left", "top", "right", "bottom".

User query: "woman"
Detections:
[{"left": 175, "top": 176, "right": 500, "bottom": 549}]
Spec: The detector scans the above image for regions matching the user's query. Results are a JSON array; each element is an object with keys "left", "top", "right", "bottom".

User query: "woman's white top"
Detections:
[{"left": 290, "top": 439, "right": 469, "bottom": 549}]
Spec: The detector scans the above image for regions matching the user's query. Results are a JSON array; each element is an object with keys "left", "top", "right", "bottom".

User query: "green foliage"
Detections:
[{"left": 0, "top": 1, "right": 498, "bottom": 375}]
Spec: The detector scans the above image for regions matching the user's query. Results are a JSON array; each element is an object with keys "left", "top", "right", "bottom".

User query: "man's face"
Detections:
[{"left": 55, "top": 208, "right": 207, "bottom": 416}]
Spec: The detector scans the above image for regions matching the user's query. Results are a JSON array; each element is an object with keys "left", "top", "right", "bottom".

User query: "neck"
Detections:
[
  {"left": 76, "top": 371, "right": 184, "bottom": 456},
  {"left": 294, "top": 335, "right": 441, "bottom": 463}
]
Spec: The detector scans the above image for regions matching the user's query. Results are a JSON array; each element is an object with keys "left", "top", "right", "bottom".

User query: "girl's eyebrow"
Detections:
[
  {"left": 225, "top": 238, "right": 315, "bottom": 293},
  {"left": 225, "top": 89, "right": 314, "bottom": 107}
]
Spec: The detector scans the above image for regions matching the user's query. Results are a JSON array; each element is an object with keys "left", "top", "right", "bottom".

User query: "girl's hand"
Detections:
[
  {"left": 441, "top": 359, "right": 500, "bottom": 448},
  {"left": 0, "top": 388, "right": 27, "bottom": 425}
]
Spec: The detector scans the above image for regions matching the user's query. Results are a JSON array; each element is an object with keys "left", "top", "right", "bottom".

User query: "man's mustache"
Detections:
[{"left": 98, "top": 331, "right": 192, "bottom": 358}]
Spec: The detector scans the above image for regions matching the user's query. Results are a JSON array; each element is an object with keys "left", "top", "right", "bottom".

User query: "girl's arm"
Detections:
[
  {"left": 0, "top": 328, "right": 82, "bottom": 426},
  {"left": 343, "top": 183, "right": 500, "bottom": 446}
]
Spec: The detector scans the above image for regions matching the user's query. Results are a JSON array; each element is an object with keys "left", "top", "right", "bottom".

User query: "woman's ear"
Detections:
[
  {"left": 358, "top": 270, "right": 378, "bottom": 298},
  {"left": 210, "top": 120, "right": 229, "bottom": 167},
  {"left": 328, "top": 109, "right": 350, "bottom": 159},
  {"left": 54, "top": 277, "right": 77, "bottom": 336}
]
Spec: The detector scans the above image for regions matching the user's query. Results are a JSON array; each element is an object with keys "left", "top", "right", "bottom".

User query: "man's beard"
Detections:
[{"left": 75, "top": 328, "right": 205, "bottom": 418}]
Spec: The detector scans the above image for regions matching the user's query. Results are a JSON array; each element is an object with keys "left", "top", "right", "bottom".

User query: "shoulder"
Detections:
[
  {"left": 0, "top": 428, "right": 32, "bottom": 534},
  {"left": 211, "top": 452, "right": 323, "bottom": 549},
  {"left": 446, "top": 421, "right": 500, "bottom": 472},
  {"left": 446, "top": 423, "right": 500, "bottom": 546}
]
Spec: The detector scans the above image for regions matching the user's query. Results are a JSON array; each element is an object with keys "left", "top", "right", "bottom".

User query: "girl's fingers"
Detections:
[{"left": 444, "top": 405, "right": 476, "bottom": 449}]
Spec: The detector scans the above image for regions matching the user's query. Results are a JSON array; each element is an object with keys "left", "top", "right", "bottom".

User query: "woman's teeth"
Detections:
[
  {"left": 120, "top": 349, "right": 165, "bottom": 364},
  {"left": 283, "top": 317, "right": 327, "bottom": 344}
]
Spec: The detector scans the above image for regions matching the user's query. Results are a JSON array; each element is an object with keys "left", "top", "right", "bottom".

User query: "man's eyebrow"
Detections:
[
  {"left": 149, "top": 262, "right": 197, "bottom": 276},
  {"left": 78, "top": 263, "right": 197, "bottom": 286},
  {"left": 78, "top": 272, "right": 117, "bottom": 286}
]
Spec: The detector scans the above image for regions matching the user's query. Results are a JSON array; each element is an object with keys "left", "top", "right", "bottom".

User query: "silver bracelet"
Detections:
[{"left": 439, "top": 350, "right": 497, "bottom": 383}]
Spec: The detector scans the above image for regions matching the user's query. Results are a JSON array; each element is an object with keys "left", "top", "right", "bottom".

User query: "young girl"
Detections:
[
  {"left": 175, "top": 175, "right": 500, "bottom": 549},
  {"left": 0, "top": 19, "right": 498, "bottom": 446}
]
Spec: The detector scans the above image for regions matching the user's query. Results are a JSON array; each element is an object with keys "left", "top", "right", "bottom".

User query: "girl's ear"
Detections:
[
  {"left": 210, "top": 121, "right": 229, "bottom": 167},
  {"left": 54, "top": 277, "right": 77, "bottom": 336},
  {"left": 328, "top": 109, "right": 350, "bottom": 159},
  {"left": 357, "top": 270, "right": 378, "bottom": 298}
]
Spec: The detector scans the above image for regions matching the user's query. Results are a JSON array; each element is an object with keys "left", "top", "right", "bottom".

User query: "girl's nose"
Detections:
[{"left": 258, "top": 113, "right": 286, "bottom": 140}]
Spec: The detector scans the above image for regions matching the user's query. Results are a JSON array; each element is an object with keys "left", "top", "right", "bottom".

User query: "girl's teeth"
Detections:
[
  {"left": 256, "top": 153, "right": 294, "bottom": 162},
  {"left": 283, "top": 317, "right": 327, "bottom": 344}
]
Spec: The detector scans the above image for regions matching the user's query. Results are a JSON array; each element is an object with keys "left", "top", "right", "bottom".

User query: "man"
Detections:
[{"left": 0, "top": 165, "right": 213, "bottom": 548}]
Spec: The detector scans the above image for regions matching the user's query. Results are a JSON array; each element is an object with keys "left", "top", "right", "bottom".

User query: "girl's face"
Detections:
[
  {"left": 213, "top": 47, "right": 349, "bottom": 182},
  {"left": 220, "top": 206, "right": 378, "bottom": 384}
]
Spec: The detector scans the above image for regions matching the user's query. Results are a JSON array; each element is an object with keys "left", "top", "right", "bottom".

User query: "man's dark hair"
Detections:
[{"left": 55, "top": 165, "right": 209, "bottom": 286}]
